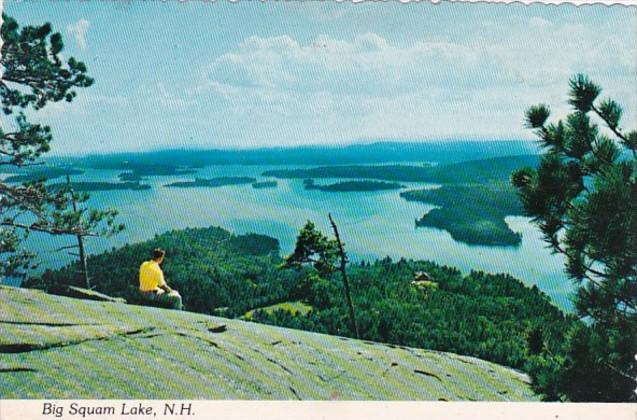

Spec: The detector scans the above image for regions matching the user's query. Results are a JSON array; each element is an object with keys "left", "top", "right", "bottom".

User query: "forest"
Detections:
[
  {"left": 263, "top": 164, "right": 434, "bottom": 182},
  {"left": 27, "top": 227, "right": 299, "bottom": 318}
]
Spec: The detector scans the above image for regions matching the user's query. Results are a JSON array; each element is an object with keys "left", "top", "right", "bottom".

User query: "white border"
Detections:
[
  {"left": 0, "top": 1, "right": 635, "bottom": 420},
  {"left": 0, "top": 401, "right": 637, "bottom": 420}
]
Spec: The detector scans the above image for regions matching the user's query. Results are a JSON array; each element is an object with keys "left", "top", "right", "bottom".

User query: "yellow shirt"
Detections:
[{"left": 139, "top": 260, "right": 166, "bottom": 292}]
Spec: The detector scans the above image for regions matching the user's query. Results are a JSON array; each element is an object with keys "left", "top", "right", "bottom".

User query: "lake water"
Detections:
[{"left": 14, "top": 164, "right": 573, "bottom": 310}]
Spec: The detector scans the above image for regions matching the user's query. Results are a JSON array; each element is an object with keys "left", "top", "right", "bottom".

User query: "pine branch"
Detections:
[
  {"left": 0, "top": 221, "right": 100, "bottom": 237},
  {"left": 591, "top": 104, "right": 636, "bottom": 159}
]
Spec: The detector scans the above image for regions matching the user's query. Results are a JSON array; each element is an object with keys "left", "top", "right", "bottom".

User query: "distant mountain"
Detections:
[
  {"left": 51, "top": 141, "right": 538, "bottom": 168},
  {"left": 263, "top": 154, "right": 540, "bottom": 184}
]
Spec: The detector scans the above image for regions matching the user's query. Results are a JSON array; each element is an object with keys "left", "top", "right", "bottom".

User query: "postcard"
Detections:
[{"left": 0, "top": 0, "right": 635, "bottom": 419}]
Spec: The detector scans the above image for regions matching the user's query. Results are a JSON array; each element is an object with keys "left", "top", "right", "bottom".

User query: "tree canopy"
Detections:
[
  {"left": 512, "top": 74, "right": 636, "bottom": 401},
  {"left": 0, "top": 14, "right": 121, "bottom": 279}
]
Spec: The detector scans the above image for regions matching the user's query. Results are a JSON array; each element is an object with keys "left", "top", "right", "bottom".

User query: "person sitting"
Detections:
[{"left": 138, "top": 248, "right": 182, "bottom": 310}]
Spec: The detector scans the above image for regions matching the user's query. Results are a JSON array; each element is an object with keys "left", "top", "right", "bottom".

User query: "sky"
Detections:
[{"left": 3, "top": 0, "right": 637, "bottom": 155}]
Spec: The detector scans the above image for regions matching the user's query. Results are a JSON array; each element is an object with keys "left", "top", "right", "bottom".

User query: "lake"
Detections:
[{"left": 14, "top": 164, "right": 573, "bottom": 310}]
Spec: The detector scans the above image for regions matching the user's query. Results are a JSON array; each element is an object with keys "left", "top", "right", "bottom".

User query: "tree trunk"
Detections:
[
  {"left": 328, "top": 213, "right": 359, "bottom": 339},
  {"left": 66, "top": 176, "right": 90, "bottom": 289}
]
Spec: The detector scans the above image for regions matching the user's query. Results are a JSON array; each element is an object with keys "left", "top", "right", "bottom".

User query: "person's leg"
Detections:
[
  {"left": 139, "top": 291, "right": 160, "bottom": 306},
  {"left": 169, "top": 291, "right": 183, "bottom": 310},
  {"left": 157, "top": 290, "right": 182, "bottom": 310}
]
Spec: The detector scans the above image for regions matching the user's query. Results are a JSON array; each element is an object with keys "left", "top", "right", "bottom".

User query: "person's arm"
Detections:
[{"left": 157, "top": 268, "right": 173, "bottom": 293}]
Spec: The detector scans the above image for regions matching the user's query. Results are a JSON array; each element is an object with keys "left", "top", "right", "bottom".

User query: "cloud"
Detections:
[
  {"left": 66, "top": 19, "right": 90, "bottom": 50},
  {"left": 44, "top": 9, "right": 637, "bottom": 153},
  {"left": 195, "top": 18, "right": 634, "bottom": 146},
  {"left": 203, "top": 33, "right": 502, "bottom": 100},
  {"left": 155, "top": 82, "right": 194, "bottom": 109}
]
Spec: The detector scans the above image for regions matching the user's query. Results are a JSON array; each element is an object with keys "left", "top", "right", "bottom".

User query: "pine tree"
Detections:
[
  {"left": 0, "top": 14, "right": 122, "bottom": 281},
  {"left": 512, "top": 74, "right": 637, "bottom": 401},
  {"left": 282, "top": 218, "right": 359, "bottom": 338}
]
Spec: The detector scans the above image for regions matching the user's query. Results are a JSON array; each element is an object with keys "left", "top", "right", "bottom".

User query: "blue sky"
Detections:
[{"left": 4, "top": 0, "right": 637, "bottom": 155}]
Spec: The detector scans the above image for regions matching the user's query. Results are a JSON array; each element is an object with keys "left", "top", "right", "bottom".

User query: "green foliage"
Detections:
[
  {"left": 567, "top": 74, "right": 601, "bottom": 113},
  {"left": 251, "top": 180, "right": 277, "bottom": 189},
  {"left": 556, "top": 323, "right": 637, "bottom": 402},
  {"left": 26, "top": 226, "right": 300, "bottom": 317},
  {"left": 512, "top": 74, "right": 637, "bottom": 401},
  {"left": 254, "top": 256, "right": 575, "bottom": 372},
  {"left": 396, "top": 156, "right": 541, "bottom": 246},
  {"left": 525, "top": 104, "right": 551, "bottom": 129},
  {"left": 0, "top": 14, "right": 121, "bottom": 279},
  {"left": 265, "top": 155, "right": 539, "bottom": 247},
  {"left": 0, "top": 14, "right": 93, "bottom": 114},
  {"left": 263, "top": 155, "right": 539, "bottom": 184},
  {"left": 281, "top": 221, "right": 340, "bottom": 277},
  {"left": 263, "top": 164, "right": 434, "bottom": 182},
  {"left": 243, "top": 301, "right": 313, "bottom": 320}
]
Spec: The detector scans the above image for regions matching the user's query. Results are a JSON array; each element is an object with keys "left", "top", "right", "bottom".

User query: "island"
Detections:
[
  {"left": 263, "top": 164, "right": 433, "bottom": 182},
  {"left": 118, "top": 172, "right": 144, "bottom": 182},
  {"left": 164, "top": 176, "right": 257, "bottom": 188},
  {"left": 264, "top": 155, "right": 539, "bottom": 247},
  {"left": 4, "top": 167, "right": 84, "bottom": 183},
  {"left": 112, "top": 165, "right": 197, "bottom": 183},
  {"left": 400, "top": 183, "right": 523, "bottom": 246},
  {"left": 304, "top": 179, "right": 405, "bottom": 192},
  {"left": 252, "top": 180, "right": 278, "bottom": 189},
  {"left": 262, "top": 155, "right": 539, "bottom": 184},
  {"left": 48, "top": 181, "right": 152, "bottom": 192}
]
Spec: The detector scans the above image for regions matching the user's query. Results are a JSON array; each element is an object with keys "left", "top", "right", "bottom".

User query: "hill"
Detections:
[{"left": 0, "top": 286, "right": 537, "bottom": 400}]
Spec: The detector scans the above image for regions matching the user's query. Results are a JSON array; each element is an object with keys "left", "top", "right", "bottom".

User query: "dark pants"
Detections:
[{"left": 139, "top": 290, "right": 183, "bottom": 310}]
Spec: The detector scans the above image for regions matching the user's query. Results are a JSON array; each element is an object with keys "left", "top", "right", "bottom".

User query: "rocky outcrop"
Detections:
[
  {"left": 62, "top": 286, "right": 127, "bottom": 303},
  {"left": 0, "top": 286, "right": 538, "bottom": 400}
]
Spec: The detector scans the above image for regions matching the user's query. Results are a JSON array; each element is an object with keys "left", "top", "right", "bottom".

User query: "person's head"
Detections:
[{"left": 152, "top": 248, "right": 166, "bottom": 264}]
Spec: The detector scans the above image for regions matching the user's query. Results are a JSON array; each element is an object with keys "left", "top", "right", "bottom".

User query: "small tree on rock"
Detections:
[{"left": 282, "top": 217, "right": 359, "bottom": 338}]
